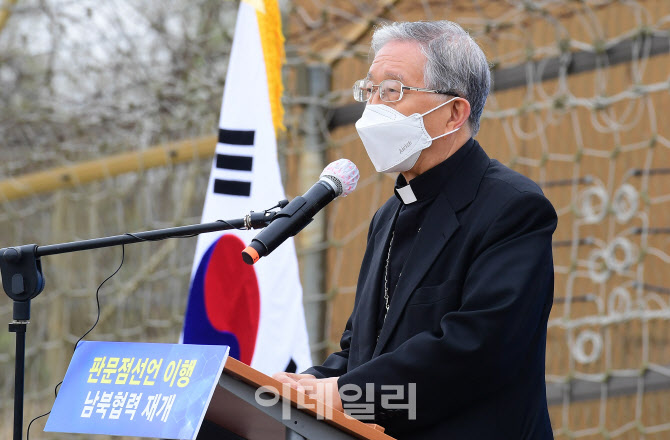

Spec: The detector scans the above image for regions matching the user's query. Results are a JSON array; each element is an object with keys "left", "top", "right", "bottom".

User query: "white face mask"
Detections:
[{"left": 355, "top": 96, "right": 460, "bottom": 173}]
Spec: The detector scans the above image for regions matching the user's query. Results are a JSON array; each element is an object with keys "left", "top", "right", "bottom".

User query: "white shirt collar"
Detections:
[{"left": 396, "top": 184, "right": 418, "bottom": 204}]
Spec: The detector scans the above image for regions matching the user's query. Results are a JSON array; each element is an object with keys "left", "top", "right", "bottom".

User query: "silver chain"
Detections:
[{"left": 383, "top": 230, "right": 395, "bottom": 322}]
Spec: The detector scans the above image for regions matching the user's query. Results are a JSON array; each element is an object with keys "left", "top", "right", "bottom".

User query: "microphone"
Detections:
[{"left": 242, "top": 159, "right": 359, "bottom": 265}]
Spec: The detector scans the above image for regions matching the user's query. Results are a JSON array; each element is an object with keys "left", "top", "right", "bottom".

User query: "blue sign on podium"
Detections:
[{"left": 45, "top": 341, "right": 229, "bottom": 439}]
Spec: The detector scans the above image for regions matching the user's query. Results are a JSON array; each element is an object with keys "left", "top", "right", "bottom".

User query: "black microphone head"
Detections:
[{"left": 319, "top": 159, "right": 359, "bottom": 197}]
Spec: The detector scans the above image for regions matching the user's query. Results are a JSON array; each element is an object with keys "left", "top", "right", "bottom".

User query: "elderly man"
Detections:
[{"left": 275, "top": 21, "right": 556, "bottom": 439}]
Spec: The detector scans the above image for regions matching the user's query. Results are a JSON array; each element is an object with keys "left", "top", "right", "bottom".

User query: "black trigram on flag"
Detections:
[{"left": 214, "top": 128, "right": 255, "bottom": 197}]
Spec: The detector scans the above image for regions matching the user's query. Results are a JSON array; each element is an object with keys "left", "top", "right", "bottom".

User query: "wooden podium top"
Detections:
[{"left": 205, "top": 358, "right": 395, "bottom": 440}]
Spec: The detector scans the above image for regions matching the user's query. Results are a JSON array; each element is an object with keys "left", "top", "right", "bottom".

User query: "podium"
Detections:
[{"left": 203, "top": 358, "right": 396, "bottom": 440}]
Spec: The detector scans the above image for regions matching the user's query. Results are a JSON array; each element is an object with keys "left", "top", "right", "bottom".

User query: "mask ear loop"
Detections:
[
  {"left": 430, "top": 126, "right": 460, "bottom": 141},
  {"left": 420, "top": 96, "right": 465, "bottom": 141},
  {"left": 420, "top": 95, "right": 458, "bottom": 117}
]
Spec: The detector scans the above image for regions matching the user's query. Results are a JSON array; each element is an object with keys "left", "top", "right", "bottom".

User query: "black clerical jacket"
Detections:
[{"left": 305, "top": 139, "right": 557, "bottom": 439}]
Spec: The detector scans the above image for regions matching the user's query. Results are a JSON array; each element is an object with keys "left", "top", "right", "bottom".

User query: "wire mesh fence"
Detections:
[{"left": 284, "top": 1, "right": 670, "bottom": 438}]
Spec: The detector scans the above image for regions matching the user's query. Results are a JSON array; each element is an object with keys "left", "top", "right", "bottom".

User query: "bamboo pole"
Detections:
[
  {"left": 0, "top": 135, "right": 217, "bottom": 202},
  {"left": 0, "top": 0, "right": 18, "bottom": 35}
]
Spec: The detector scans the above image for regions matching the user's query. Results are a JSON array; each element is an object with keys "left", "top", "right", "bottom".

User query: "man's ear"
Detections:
[{"left": 446, "top": 97, "right": 471, "bottom": 132}]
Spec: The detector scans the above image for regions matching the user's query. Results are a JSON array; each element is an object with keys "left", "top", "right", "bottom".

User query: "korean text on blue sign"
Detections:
[{"left": 45, "top": 341, "right": 228, "bottom": 440}]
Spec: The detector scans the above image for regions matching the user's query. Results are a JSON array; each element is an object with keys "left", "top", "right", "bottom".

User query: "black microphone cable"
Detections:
[{"left": 26, "top": 244, "right": 126, "bottom": 440}]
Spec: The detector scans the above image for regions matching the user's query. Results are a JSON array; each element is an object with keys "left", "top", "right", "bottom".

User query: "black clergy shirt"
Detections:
[{"left": 376, "top": 137, "right": 475, "bottom": 337}]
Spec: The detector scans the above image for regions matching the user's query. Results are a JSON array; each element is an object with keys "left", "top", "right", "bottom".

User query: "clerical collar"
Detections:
[{"left": 394, "top": 137, "right": 475, "bottom": 205}]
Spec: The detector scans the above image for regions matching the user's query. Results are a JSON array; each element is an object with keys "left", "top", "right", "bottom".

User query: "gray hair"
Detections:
[{"left": 371, "top": 21, "right": 491, "bottom": 135}]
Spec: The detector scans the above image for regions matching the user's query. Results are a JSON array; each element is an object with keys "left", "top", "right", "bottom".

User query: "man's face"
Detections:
[{"left": 366, "top": 40, "right": 450, "bottom": 139}]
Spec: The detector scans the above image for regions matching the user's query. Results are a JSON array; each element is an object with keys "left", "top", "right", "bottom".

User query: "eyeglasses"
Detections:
[{"left": 352, "top": 78, "right": 460, "bottom": 103}]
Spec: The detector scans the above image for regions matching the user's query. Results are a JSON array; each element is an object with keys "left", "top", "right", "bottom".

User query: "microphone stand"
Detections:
[{"left": 0, "top": 205, "right": 285, "bottom": 440}]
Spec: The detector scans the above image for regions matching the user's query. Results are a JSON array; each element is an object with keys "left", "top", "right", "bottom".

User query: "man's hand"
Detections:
[
  {"left": 272, "top": 373, "right": 343, "bottom": 412},
  {"left": 272, "top": 372, "right": 315, "bottom": 393},
  {"left": 297, "top": 376, "right": 343, "bottom": 412}
]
